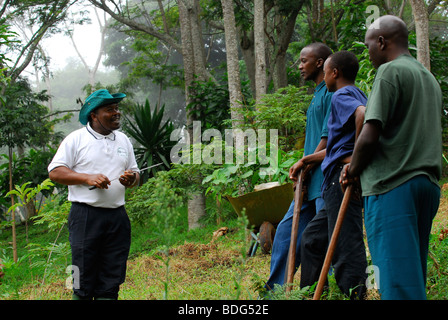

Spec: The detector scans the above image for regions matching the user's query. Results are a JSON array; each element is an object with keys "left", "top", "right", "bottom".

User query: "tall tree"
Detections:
[
  {"left": 87, "top": 0, "right": 215, "bottom": 81},
  {"left": 219, "top": 0, "right": 306, "bottom": 91},
  {"left": 409, "top": 0, "right": 431, "bottom": 70},
  {"left": 88, "top": 0, "right": 212, "bottom": 229},
  {"left": 0, "top": 0, "right": 75, "bottom": 262},
  {"left": 254, "top": 0, "right": 266, "bottom": 102},
  {"left": 1, "top": 0, "right": 77, "bottom": 87},
  {"left": 265, "top": 1, "right": 304, "bottom": 90},
  {"left": 220, "top": 0, "right": 244, "bottom": 129},
  {"left": 65, "top": 6, "right": 108, "bottom": 86},
  {"left": 220, "top": 0, "right": 247, "bottom": 193},
  {"left": 178, "top": 0, "right": 208, "bottom": 229}
]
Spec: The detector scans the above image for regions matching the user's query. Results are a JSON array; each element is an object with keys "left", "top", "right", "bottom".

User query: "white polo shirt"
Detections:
[{"left": 48, "top": 123, "right": 139, "bottom": 208}]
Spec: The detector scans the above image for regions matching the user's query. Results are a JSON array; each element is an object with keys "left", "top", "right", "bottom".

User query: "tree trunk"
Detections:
[
  {"left": 188, "top": 193, "right": 206, "bottom": 230},
  {"left": 221, "top": 0, "right": 245, "bottom": 154},
  {"left": 178, "top": 0, "right": 209, "bottom": 124},
  {"left": 267, "top": 4, "right": 301, "bottom": 91},
  {"left": 254, "top": 0, "right": 266, "bottom": 103},
  {"left": 221, "top": 0, "right": 244, "bottom": 121},
  {"left": 178, "top": 0, "right": 194, "bottom": 128},
  {"left": 66, "top": 7, "right": 107, "bottom": 87},
  {"left": 221, "top": 0, "right": 249, "bottom": 196},
  {"left": 190, "top": 0, "right": 207, "bottom": 83},
  {"left": 238, "top": 2, "right": 303, "bottom": 95},
  {"left": 8, "top": 146, "right": 17, "bottom": 263},
  {"left": 409, "top": 0, "right": 431, "bottom": 70},
  {"left": 178, "top": 0, "right": 207, "bottom": 229},
  {"left": 240, "top": 30, "right": 256, "bottom": 95},
  {"left": 270, "top": 50, "right": 288, "bottom": 91},
  {"left": 24, "top": 200, "right": 36, "bottom": 221}
]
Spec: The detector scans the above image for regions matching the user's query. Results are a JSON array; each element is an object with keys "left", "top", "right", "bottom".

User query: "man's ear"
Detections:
[
  {"left": 316, "top": 58, "right": 324, "bottom": 69},
  {"left": 89, "top": 111, "right": 97, "bottom": 122},
  {"left": 378, "top": 35, "right": 386, "bottom": 51},
  {"left": 333, "top": 67, "right": 340, "bottom": 79}
]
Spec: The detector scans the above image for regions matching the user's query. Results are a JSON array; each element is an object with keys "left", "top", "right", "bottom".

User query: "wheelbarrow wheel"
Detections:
[{"left": 259, "top": 221, "right": 276, "bottom": 254}]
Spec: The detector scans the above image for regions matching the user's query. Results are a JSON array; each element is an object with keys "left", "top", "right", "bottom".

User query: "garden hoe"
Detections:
[
  {"left": 285, "top": 169, "right": 305, "bottom": 294},
  {"left": 313, "top": 184, "right": 353, "bottom": 300}
]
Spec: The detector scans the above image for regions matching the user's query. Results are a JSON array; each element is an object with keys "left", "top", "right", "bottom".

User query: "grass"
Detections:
[
  {"left": 425, "top": 182, "right": 448, "bottom": 299},
  {"left": 1, "top": 185, "right": 448, "bottom": 300},
  {"left": 0, "top": 210, "right": 272, "bottom": 300}
]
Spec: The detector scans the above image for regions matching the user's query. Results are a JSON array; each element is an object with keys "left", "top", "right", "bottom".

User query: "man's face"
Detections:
[
  {"left": 323, "top": 58, "right": 337, "bottom": 92},
  {"left": 364, "top": 30, "right": 386, "bottom": 69},
  {"left": 298, "top": 48, "right": 322, "bottom": 82},
  {"left": 92, "top": 103, "right": 121, "bottom": 132}
]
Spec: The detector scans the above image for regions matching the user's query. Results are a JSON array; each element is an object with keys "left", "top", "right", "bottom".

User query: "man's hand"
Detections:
[
  {"left": 289, "top": 159, "right": 305, "bottom": 182},
  {"left": 86, "top": 173, "right": 111, "bottom": 189},
  {"left": 119, "top": 170, "right": 138, "bottom": 188},
  {"left": 339, "top": 163, "right": 360, "bottom": 192},
  {"left": 49, "top": 166, "right": 112, "bottom": 189}
]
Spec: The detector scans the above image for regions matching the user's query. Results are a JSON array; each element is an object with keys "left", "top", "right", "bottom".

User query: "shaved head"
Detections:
[
  {"left": 364, "top": 15, "right": 410, "bottom": 68},
  {"left": 367, "top": 15, "right": 409, "bottom": 48},
  {"left": 303, "top": 42, "right": 333, "bottom": 61}
]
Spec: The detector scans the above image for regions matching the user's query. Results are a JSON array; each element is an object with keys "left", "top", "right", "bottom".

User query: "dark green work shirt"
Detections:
[{"left": 361, "top": 54, "right": 442, "bottom": 196}]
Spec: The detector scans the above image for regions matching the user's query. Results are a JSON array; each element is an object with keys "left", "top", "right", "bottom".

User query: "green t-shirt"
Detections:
[{"left": 361, "top": 54, "right": 442, "bottom": 196}]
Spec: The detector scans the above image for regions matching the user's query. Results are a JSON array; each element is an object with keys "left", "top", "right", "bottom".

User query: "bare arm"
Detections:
[
  {"left": 289, "top": 137, "right": 327, "bottom": 181},
  {"left": 354, "top": 106, "right": 366, "bottom": 140},
  {"left": 49, "top": 166, "right": 111, "bottom": 189},
  {"left": 340, "top": 119, "right": 381, "bottom": 188}
]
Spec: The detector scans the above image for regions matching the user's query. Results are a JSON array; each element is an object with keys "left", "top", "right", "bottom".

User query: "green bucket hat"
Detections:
[{"left": 79, "top": 89, "right": 126, "bottom": 125}]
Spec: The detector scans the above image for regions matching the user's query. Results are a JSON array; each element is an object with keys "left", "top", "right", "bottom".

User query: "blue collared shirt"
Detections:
[
  {"left": 303, "top": 81, "right": 333, "bottom": 200},
  {"left": 321, "top": 85, "right": 367, "bottom": 191}
]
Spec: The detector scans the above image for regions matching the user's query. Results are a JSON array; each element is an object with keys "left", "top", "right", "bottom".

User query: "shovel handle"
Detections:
[
  {"left": 285, "top": 169, "right": 305, "bottom": 293},
  {"left": 313, "top": 184, "right": 353, "bottom": 300}
]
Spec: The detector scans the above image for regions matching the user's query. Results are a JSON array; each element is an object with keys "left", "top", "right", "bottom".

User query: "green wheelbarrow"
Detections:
[{"left": 227, "top": 182, "right": 294, "bottom": 257}]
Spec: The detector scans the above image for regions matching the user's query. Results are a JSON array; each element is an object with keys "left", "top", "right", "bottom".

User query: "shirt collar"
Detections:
[
  {"left": 314, "top": 80, "right": 326, "bottom": 93},
  {"left": 86, "top": 122, "right": 116, "bottom": 140}
]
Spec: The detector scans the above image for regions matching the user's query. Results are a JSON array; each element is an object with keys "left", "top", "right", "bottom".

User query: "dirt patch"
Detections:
[
  {"left": 127, "top": 241, "right": 243, "bottom": 283},
  {"left": 169, "top": 242, "right": 239, "bottom": 270}
]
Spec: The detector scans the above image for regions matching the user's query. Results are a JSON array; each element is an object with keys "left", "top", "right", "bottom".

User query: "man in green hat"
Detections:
[{"left": 48, "top": 89, "right": 140, "bottom": 300}]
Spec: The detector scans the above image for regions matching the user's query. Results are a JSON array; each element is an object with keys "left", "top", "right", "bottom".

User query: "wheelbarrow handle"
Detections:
[{"left": 313, "top": 184, "right": 353, "bottom": 300}]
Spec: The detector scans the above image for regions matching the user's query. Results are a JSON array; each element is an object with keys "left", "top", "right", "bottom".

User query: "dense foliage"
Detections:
[{"left": 0, "top": 0, "right": 447, "bottom": 300}]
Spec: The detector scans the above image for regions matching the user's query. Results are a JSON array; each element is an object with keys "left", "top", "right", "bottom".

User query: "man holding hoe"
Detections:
[
  {"left": 340, "top": 15, "right": 442, "bottom": 300},
  {"left": 299, "top": 50, "right": 368, "bottom": 299},
  {"left": 264, "top": 43, "right": 333, "bottom": 294}
]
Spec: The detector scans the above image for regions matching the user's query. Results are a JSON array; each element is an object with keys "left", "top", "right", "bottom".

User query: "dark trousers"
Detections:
[
  {"left": 265, "top": 197, "right": 324, "bottom": 292},
  {"left": 300, "top": 166, "right": 367, "bottom": 299},
  {"left": 68, "top": 202, "right": 131, "bottom": 299}
]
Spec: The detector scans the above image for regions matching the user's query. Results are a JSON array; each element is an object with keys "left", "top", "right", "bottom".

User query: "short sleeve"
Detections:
[
  {"left": 333, "top": 92, "right": 365, "bottom": 127},
  {"left": 320, "top": 92, "right": 333, "bottom": 138},
  {"left": 47, "top": 133, "right": 77, "bottom": 172},
  {"left": 365, "top": 74, "right": 399, "bottom": 129}
]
